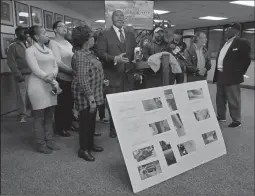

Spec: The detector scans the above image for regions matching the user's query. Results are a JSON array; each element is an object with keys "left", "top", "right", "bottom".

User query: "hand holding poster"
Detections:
[
  {"left": 107, "top": 81, "right": 227, "bottom": 193},
  {"left": 105, "top": 1, "right": 154, "bottom": 30}
]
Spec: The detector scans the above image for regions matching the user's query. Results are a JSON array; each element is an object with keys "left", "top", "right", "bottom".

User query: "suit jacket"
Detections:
[
  {"left": 96, "top": 26, "right": 136, "bottom": 87},
  {"left": 184, "top": 43, "right": 212, "bottom": 76},
  {"left": 213, "top": 37, "right": 251, "bottom": 85}
]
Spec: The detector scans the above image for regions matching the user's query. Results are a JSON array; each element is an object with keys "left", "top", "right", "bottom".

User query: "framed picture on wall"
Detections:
[
  {"left": 1, "top": 0, "right": 14, "bottom": 26},
  {"left": 30, "top": 6, "right": 43, "bottom": 26},
  {"left": 54, "top": 13, "right": 64, "bottom": 22},
  {"left": 1, "top": 33, "right": 15, "bottom": 59},
  {"left": 44, "top": 10, "right": 54, "bottom": 31},
  {"left": 15, "top": 1, "right": 30, "bottom": 27},
  {"left": 64, "top": 15, "right": 73, "bottom": 28}
]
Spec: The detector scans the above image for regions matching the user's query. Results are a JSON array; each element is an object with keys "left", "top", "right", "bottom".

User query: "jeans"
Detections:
[
  {"left": 33, "top": 106, "right": 55, "bottom": 148},
  {"left": 17, "top": 75, "right": 30, "bottom": 116}
]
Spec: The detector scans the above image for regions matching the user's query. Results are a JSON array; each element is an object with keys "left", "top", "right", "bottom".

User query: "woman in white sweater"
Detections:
[
  {"left": 48, "top": 21, "right": 74, "bottom": 137},
  {"left": 25, "top": 25, "right": 61, "bottom": 154}
]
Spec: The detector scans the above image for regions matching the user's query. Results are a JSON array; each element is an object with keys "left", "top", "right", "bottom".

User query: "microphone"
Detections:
[{"left": 171, "top": 46, "right": 187, "bottom": 61}]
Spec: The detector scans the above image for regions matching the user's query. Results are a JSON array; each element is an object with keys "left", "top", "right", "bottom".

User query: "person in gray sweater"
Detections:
[{"left": 7, "top": 26, "right": 31, "bottom": 122}]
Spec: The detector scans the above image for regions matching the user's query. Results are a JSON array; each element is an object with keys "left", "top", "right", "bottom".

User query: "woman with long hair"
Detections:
[
  {"left": 25, "top": 25, "right": 61, "bottom": 154},
  {"left": 71, "top": 25, "right": 104, "bottom": 161}
]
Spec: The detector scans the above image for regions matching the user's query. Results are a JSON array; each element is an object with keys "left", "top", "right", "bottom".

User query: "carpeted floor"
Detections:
[{"left": 1, "top": 84, "right": 254, "bottom": 195}]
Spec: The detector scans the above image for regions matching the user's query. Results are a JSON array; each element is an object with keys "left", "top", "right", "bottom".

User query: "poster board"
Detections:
[
  {"left": 105, "top": 1, "right": 154, "bottom": 30},
  {"left": 106, "top": 81, "right": 227, "bottom": 193}
]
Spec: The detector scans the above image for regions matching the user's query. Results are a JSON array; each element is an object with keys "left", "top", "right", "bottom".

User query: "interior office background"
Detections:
[{"left": 1, "top": 1, "right": 254, "bottom": 115}]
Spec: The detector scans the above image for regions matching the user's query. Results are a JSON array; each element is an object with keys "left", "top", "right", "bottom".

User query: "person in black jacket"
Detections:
[{"left": 213, "top": 23, "right": 251, "bottom": 128}]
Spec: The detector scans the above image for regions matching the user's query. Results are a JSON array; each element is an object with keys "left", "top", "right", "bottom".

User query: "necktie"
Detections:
[{"left": 119, "top": 29, "right": 125, "bottom": 43}]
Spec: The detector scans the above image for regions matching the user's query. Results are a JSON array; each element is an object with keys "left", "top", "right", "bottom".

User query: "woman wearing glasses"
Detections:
[{"left": 48, "top": 21, "right": 74, "bottom": 137}]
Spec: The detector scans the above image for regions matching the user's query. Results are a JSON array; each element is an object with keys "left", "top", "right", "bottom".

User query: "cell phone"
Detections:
[{"left": 51, "top": 88, "right": 57, "bottom": 95}]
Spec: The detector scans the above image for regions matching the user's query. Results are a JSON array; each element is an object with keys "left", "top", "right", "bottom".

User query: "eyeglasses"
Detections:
[{"left": 57, "top": 25, "right": 67, "bottom": 29}]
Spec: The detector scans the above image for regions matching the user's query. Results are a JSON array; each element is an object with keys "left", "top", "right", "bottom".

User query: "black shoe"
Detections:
[
  {"left": 70, "top": 125, "right": 78, "bottom": 132},
  {"left": 58, "top": 130, "right": 71, "bottom": 137},
  {"left": 92, "top": 145, "right": 104, "bottom": 152},
  {"left": 94, "top": 132, "right": 101, "bottom": 137},
  {"left": 109, "top": 131, "right": 117, "bottom": 138},
  {"left": 97, "top": 118, "right": 110, "bottom": 124},
  {"left": 37, "top": 146, "right": 52, "bottom": 154},
  {"left": 78, "top": 149, "right": 95, "bottom": 161},
  {"left": 228, "top": 121, "right": 241, "bottom": 128},
  {"left": 217, "top": 116, "right": 226, "bottom": 122}
]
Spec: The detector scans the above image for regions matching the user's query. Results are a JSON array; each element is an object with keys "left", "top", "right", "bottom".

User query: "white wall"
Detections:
[{"left": 1, "top": 0, "right": 91, "bottom": 73}]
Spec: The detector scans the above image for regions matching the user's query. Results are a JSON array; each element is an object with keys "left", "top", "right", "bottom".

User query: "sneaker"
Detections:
[
  {"left": 228, "top": 122, "right": 241, "bottom": 128},
  {"left": 37, "top": 146, "right": 52, "bottom": 154},
  {"left": 47, "top": 142, "right": 60, "bottom": 151},
  {"left": 217, "top": 116, "right": 226, "bottom": 122}
]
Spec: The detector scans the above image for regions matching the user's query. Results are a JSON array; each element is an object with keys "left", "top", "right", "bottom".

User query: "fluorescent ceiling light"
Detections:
[
  {"left": 154, "top": 10, "right": 170, "bottom": 15},
  {"left": 65, "top": 21, "right": 71, "bottom": 24},
  {"left": 95, "top": 20, "right": 105, "bottom": 23},
  {"left": 19, "top": 12, "right": 29, "bottom": 17},
  {"left": 243, "top": 30, "right": 254, "bottom": 34},
  {"left": 199, "top": 16, "right": 228, "bottom": 20},
  {"left": 127, "top": 24, "right": 132, "bottom": 26},
  {"left": 230, "top": 1, "right": 255, "bottom": 7},
  {"left": 211, "top": 29, "right": 223, "bottom": 31},
  {"left": 246, "top": 28, "right": 255, "bottom": 31},
  {"left": 20, "top": 21, "right": 24, "bottom": 23}
]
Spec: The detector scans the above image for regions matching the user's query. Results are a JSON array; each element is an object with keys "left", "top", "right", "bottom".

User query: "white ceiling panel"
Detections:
[{"left": 54, "top": 1, "right": 254, "bottom": 29}]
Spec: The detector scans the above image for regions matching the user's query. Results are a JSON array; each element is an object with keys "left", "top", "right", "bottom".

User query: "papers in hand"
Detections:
[{"left": 148, "top": 52, "right": 182, "bottom": 74}]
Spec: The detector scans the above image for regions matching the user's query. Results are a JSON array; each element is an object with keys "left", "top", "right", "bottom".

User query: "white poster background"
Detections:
[{"left": 107, "top": 81, "right": 227, "bottom": 193}]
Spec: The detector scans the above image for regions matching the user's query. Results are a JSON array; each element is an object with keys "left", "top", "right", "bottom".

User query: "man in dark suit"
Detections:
[
  {"left": 96, "top": 10, "right": 136, "bottom": 138},
  {"left": 213, "top": 23, "right": 251, "bottom": 128}
]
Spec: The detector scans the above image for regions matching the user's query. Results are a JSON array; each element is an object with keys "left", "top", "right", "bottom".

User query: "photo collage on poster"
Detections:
[
  {"left": 187, "top": 88, "right": 218, "bottom": 145},
  {"left": 164, "top": 88, "right": 196, "bottom": 158},
  {"left": 135, "top": 89, "right": 183, "bottom": 181},
  {"left": 133, "top": 86, "right": 219, "bottom": 181}
]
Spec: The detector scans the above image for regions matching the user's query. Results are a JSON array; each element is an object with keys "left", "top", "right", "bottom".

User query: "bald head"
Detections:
[{"left": 112, "top": 10, "right": 124, "bottom": 28}]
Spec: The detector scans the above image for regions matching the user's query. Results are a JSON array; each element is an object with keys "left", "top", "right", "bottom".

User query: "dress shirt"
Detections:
[
  {"left": 194, "top": 43, "right": 206, "bottom": 70},
  {"left": 217, "top": 36, "right": 236, "bottom": 70},
  {"left": 112, "top": 25, "right": 125, "bottom": 41},
  {"left": 112, "top": 25, "right": 126, "bottom": 65}
]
